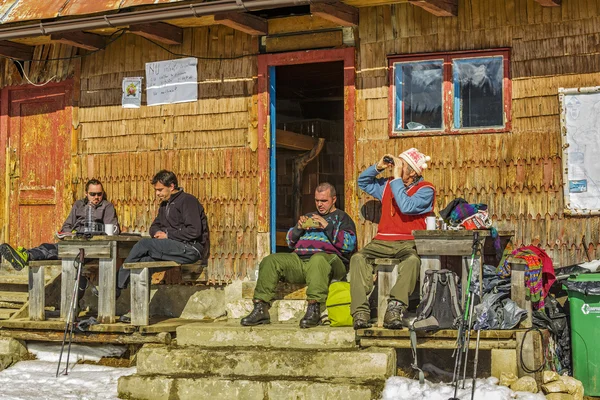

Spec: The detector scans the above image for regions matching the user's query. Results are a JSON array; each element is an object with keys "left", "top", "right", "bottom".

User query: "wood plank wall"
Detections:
[
  {"left": 78, "top": 28, "right": 259, "bottom": 282},
  {"left": 357, "top": 0, "right": 600, "bottom": 267}
]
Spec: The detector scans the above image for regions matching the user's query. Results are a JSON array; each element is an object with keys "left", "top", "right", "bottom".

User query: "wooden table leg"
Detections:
[
  {"left": 28, "top": 265, "right": 45, "bottom": 321},
  {"left": 420, "top": 256, "right": 441, "bottom": 297},
  {"left": 98, "top": 241, "right": 117, "bottom": 324},
  {"left": 131, "top": 267, "right": 150, "bottom": 326},
  {"left": 60, "top": 258, "right": 76, "bottom": 320}
]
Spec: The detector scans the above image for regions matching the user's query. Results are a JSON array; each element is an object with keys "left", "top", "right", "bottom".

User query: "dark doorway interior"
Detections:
[{"left": 274, "top": 61, "right": 345, "bottom": 250}]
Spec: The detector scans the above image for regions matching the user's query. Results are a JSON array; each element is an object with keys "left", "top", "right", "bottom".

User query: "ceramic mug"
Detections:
[
  {"left": 425, "top": 216, "right": 437, "bottom": 230},
  {"left": 104, "top": 223, "right": 118, "bottom": 236}
]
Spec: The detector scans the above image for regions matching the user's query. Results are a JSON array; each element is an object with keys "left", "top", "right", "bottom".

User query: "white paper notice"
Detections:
[
  {"left": 122, "top": 77, "right": 142, "bottom": 108},
  {"left": 145, "top": 57, "right": 198, "bottom": 106}
]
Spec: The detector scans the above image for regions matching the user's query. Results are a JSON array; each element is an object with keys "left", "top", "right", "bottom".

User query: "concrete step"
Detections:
[
  {"left": 136, "top": 345, "right": 395, "bottom": 381},
  {"left": 119, "top": 375, "right": 381, "bottom": 400},
  {"left": 176, "top": 322, "right": 357, "bottom": 349}
]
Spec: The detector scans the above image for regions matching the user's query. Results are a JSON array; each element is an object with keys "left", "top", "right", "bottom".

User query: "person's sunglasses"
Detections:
[{"left": 88, "top": 192, "right": 103, "bottom": 197}]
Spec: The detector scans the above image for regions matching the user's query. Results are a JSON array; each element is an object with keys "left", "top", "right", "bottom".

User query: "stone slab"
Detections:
[
  {"left": 176, "top": 322, "right": 357, "bottom": 349},
  {"left": 136, "top": 345, "right": 396, "bottom": 380},
  {"left": 119, "top": 376, "right": 381, "bottom": 400}
]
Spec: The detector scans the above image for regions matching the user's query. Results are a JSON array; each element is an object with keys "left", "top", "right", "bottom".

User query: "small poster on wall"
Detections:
[
  {"left": 559, "top": 86, "right": 600, "bottom": 215},
  {"left": 145, "top": 57, "right": 198, "bottom": 106},
  {"left": 122, "top": 77, "right": 142, "bottom": 108}
]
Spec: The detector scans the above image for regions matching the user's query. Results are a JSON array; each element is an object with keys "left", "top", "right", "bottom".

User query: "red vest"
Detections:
[{"left": 374, "top": 180, "right": 435, "bottom": 241}]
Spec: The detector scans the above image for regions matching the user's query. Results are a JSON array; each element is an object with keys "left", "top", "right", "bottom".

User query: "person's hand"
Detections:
[
  {"left": 154, "top": 231, "right": 168, "bottom": 239},
  {"left": 376, "top": 154, "right": 396, "bottom": 171},
  {"left": 311, "top": 214, "right": 328, "bottom": 229},
  {"left": 393, "top": 157, "right": 403, "bottom": 180},
  {"left": 297, "top": 215, "right": 309, "bottom": 229}
]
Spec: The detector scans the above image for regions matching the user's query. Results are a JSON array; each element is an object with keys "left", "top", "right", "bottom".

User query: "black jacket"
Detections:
[{"left": 150, "top": 190, "right": 210, "bottom": 261}]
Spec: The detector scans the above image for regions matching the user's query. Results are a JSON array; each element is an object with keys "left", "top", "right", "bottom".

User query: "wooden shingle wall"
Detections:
[
  {"left": 356, "top": 0, "right": 600, "bottom": 267},
  {"left": 78, "top": 27, "right": 259, "bottom": 282}
]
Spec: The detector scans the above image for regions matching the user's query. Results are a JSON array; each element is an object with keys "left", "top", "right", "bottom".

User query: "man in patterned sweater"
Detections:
[
  {"left": 350, "top": 148, "right": 435, "bottom": 330},
  {"left": 242, "top": 183, "right": 357, "bottom": 328}
]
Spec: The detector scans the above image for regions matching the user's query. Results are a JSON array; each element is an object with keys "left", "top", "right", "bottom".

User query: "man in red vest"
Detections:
[{"left": 350, "top": 148, "right": 435, "bottom": 330}]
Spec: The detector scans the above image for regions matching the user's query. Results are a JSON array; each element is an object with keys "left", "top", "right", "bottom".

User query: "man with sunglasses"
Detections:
[{"left": 0, "top": 179, "right": 119, "bottom": 296}]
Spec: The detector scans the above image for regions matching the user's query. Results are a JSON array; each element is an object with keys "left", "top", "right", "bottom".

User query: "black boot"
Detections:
[
  {"left": 383, "top": 300, "right": 406, "bottom": 330},
  {"left": 299, "top": 300, "right": 321, "bottom": 329},
  {"left": 353, "top": 311, "right": 372, "bottom": 330},
  {"left": 241, "top": 300, "right": 271, "bottom": 326}
]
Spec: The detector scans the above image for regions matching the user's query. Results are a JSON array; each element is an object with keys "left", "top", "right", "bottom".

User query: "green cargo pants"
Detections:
[
  {"left": 253, "top": 252, "right": 347, "bottom": 307},
  {"left": 349, "top": 239, "right": 420, "bottom": 315}
]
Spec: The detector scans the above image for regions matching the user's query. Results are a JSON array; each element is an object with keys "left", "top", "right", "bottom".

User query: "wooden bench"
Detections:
[
  {"left": 28, "top": 260, "right": 62, "bottom": 321},
  {"left": 122, "top": 261, "right": 205, "bottom": 326}
]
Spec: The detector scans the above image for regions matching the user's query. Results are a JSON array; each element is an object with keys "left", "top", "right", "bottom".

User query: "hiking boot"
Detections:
[
  {"left": 119, "top": 311, "right": 131, "bottom": 324},
  {"left": 299, "top": 300, "right": 321, "bottom": 329},
  {"left": 383, "top": 300, "right": 406, "bottom": 330},
  {"left": 241, "top": 300, "right": 271, "bottom": 326},
  {"left": 0, "top": 244, "right": 28, "bottom": 271},
  {"left": 353, "top": 311, "right": 372, "bottom": 330}
]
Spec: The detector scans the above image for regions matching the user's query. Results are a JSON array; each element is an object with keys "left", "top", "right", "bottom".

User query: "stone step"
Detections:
[
  {"left": 119, "top": 376, "right": 380, "bottom": 400},
  {"left": 227, "top": 299, "right": 308, "bottom": 322},
  {"left": 136, "top": 345, "right": 395, "bottom": 381},
  {"left": 176, "top": 322, "right": 357, "bottom": 349}
]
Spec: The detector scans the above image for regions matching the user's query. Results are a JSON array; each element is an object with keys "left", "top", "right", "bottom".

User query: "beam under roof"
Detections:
[
  {"left": 534, "top": 0, "right": 561, "bottom": 6},
  {"left": 51, "top": 31, "right": 106, "bottom": 51},
  {"left": 408, "top": 0, "right": 458, "bottom": 17},
  {"left": 214, "top": 12, "right": 268, "bottom": 36},
  {"left": 129, "top": 22, "right": 183, "bottom": 45},
  {"left": 310, "top": 2, "right": 358, "bottom": 27},
  {"left": 0, "top": 40, "right": 34, "bottom": 60}
]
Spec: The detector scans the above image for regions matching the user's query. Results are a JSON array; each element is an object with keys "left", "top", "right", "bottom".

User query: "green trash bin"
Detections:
[{"left": 565, "top": 274, "right": 600, "bottom": 396}]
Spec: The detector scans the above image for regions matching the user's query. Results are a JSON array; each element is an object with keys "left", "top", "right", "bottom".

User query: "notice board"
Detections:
[
  {"left": 559, "top": 86, "right": 600, "bottom": 215},
  {"left": 145, "top": 57, "right": 198, "bottom": 106}
]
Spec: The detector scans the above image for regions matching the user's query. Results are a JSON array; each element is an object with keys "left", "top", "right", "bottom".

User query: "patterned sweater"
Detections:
[{"left": 286, "top": 209, "right": 357, "bottom": 264}]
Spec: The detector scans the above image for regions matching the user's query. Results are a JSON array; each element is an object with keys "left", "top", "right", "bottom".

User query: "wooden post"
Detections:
[
  {"left": 516, "top": 330, "right": 545, "bottom": 384},
  {"left": 28, "top": 265, "right": 45, "bottom": 321},
  {"left": 510, "top": 259, "right": 532, "bottom": 328},
  {"left": 60, "top": 258, "right": 76, "bottom": 320},
  {"left": 130, "top": 268, "right": 150, "bottom": 326},
  {"left": 376, "top": 261, "right": 398, "bottom": 328},
  {"left": 491, "top": 349, "right": 518, "bottom": 378},
  {"left": 98, "top": 241, "right": 117, "bottom": 324},
  {"left": 419, "top": 256, "right": 441, "bottom": 297}
]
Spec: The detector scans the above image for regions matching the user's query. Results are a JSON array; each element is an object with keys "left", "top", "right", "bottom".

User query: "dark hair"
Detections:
[
  {"left": 85, "top": 178, "right": 103, "bottom": 192},
  {"left": 316, "top": 182, "right": 336, "bottom": 197},
  {"left": 152, "top": 170, "right": 178, "bottom": 188}
]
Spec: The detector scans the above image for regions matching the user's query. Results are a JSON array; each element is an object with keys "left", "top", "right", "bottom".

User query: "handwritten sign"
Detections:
[{"left": 145, "top": 57, "right": 198, "bottom": 106}]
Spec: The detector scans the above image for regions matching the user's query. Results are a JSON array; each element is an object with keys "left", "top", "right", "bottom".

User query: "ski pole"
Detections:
[
  {"left": 56, "top": 248, "right": 84, "bottom": 377},
  {"left": 461, "top": 294, "right": 475, "bottom": 388},
  {"left": 470, "top": 237, "right": 484, "bottom": 400}
]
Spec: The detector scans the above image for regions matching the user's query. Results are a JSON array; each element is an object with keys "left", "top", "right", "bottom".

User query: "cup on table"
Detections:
[
  {"left": 104, "top": 224, "right": 118, "bottom": 236},
  {"left": 425, "top": 216, "right": 436, "bottom": 230}
]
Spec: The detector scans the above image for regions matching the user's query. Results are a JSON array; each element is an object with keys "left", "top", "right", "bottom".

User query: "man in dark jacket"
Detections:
[
  {"left": 0, "top": 178, "right": 119, "bottom": 304},
  {"left": 116, "top": 170, "right": 210, "bottom": 298}
]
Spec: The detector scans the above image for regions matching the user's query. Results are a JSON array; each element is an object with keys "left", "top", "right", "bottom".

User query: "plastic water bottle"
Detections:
[{"left": 85, "top": 203, "right": 94, "bottom": 232}]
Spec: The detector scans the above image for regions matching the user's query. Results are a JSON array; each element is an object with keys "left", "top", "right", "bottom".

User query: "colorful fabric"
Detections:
[
  {"left": 449, "top": 203, "right": 487, "bottom": 226},
  {"left": 498, "top": 245, "right": 556, "bottom": 310}
]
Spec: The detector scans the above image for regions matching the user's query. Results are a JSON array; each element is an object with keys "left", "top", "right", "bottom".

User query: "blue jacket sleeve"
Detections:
[
  {"left": 389, "top": 179, "right": 435, "bottom": 215},
  {"left": 357, "top": 164, "right": 388, "bottom": 201}
]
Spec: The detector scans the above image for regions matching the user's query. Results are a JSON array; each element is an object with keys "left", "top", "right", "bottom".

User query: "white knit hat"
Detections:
[{"left": 399, "top": 148, "right": 431, "bottom": 175}]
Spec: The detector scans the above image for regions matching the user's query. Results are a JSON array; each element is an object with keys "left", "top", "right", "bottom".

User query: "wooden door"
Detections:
[{"left": 5, "top": 83, "right": 72, "bottom": 248}]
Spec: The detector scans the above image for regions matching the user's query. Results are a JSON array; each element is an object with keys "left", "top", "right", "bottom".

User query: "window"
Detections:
[{"left": 389, "top": 49, "right": 510, "bottom": 136}]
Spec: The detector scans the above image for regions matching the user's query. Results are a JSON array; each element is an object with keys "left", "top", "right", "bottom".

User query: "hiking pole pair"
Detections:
[
  {"left": 449, "top": 231, "right": 479, "bottom": 400},
  {"left": 56, "top": 248, "right": 84, "bottom": 377}
]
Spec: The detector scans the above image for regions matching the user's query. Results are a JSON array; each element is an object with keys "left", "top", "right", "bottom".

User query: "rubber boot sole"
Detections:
[
  {"left": 240, "top": 318, "right": 270, "bottom": 327},
  {"left": 0, "top": 244, "right": 26, "bottom": 271}
]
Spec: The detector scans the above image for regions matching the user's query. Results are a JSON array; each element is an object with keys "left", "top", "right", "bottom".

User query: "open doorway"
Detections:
[{"left": 273, "top": 61, "right": 345, "bottom": 251}]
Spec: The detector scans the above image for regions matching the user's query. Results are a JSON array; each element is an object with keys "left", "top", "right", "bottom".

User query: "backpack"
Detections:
[
  {"left": 326, "top": 282, "right": 353, "bottom": 327},
  {"left": 412, "top": 269, "right": 463, "bottom": 331}
]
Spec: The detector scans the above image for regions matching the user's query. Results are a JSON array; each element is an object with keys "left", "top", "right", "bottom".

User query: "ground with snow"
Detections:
[
  {"left": 382, "top": 376, "right": 546, "bottom": 400},
  {"left": 0, "top": 343, "right": 135, "bottom": 400}
]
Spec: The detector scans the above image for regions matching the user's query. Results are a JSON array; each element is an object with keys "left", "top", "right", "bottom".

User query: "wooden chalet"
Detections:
[{"left": 0, "top": 0, "right": 595, "bottom": 287}]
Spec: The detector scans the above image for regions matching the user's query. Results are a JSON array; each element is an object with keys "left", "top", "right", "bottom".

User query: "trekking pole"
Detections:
[
  {"left": 56, "top": 248, "right": 84, "bottom": 377},
  {"left": 461, "top": 294, "right": 475, "bottom": 388},
  {"left": 471, "top": 237, "right": 484, "bottom": 400},
  {"left": 449, "top": 231, "right": 479, "bottom": 400}
]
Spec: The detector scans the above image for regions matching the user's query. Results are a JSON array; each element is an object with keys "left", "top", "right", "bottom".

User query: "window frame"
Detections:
[{"left": 388, "top": 48, "right": 511, "bottom": 137}]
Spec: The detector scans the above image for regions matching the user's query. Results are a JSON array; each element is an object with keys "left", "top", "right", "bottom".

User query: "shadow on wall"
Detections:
[{"left": 361, "top": 200, "right": 382, "bottom": 224}]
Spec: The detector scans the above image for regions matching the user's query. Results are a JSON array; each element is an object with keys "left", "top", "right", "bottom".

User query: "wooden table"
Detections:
[
  {"left": 58, "top": 235, "right": 141, "bottom": 324},
  {"left": 413, "top": 230, "right": 513, "bottom": 303}
]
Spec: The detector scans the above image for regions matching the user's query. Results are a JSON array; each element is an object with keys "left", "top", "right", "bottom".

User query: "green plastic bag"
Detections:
[{"left": 326, "top": 281, "right": 353, "bottom": 327}]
